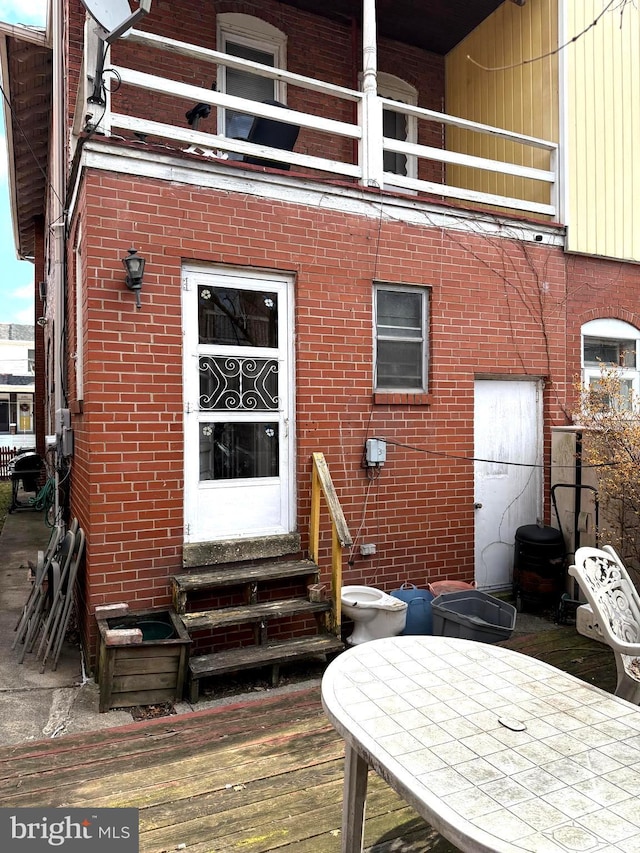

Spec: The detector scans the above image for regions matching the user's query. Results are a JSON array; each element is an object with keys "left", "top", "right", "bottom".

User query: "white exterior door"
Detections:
[
  {"left": 182, "top": 265, "right": 295, "bottom": 543},
  {"left": 474, "top": 379, "right": 542, "bottom": 590}
]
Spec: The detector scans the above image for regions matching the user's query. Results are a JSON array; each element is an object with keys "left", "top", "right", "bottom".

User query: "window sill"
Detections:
[{"left": 373, "top": 392, "right": 432, "bottom": 406}]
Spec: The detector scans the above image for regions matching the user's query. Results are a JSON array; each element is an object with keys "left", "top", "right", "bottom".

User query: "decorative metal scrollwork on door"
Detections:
[{"left": 199, "top": 356, "right": 279, "bottom": 411}]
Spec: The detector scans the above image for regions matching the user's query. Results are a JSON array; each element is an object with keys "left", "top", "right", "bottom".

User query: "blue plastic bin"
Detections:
[{"left": 391, "top": 583, "right": 434, "bottom": 635}]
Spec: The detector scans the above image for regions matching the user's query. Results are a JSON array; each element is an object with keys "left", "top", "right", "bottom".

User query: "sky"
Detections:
[{"left": 0, "top": 0, "right": 48, "bottom": 325}]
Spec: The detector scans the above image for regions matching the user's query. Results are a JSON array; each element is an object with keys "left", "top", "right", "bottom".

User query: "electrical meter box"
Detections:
[
  {"left": 365, "top": 438, "right": 387, "bottom": 466},
  {"left": 55, "top": 408, "right": 71, "bottom": 435}
]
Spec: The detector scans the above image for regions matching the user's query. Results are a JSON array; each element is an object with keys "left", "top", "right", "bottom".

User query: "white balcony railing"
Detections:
[{"left": 82, "top": 28, "right": 558, "bottom": 219}]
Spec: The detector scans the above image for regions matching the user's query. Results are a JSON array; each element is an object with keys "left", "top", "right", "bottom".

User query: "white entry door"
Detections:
[
  {"left": 474, "top": 379, "right": 542, "bottom": 590},
  {"left": 182, "top": 266, "right": 295, "bottom": 543}
]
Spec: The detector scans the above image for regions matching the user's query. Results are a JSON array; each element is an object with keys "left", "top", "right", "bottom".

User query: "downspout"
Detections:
[
  {"left": 52, "top": 0, "right": 66, "bottom": 524},
  {"left": 34, "top": 217, "right": 46, "bottom": 458}
]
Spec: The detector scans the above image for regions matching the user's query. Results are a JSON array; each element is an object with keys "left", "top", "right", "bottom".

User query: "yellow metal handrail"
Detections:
[{"left": 309, "top": 452, "right": 352, "bottom": 635}]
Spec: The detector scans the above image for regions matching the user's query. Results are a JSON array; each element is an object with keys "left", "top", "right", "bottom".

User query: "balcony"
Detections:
[{"left": 75, "top": 7, "right": 558, "bottom": 222}]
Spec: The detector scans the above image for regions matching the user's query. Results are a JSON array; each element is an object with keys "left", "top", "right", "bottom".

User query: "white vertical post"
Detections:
[
  {"left": 549, "top": 146, "right": 559, "bottom": 222},
  {"left": 556, "top": 0, "right": 567, "bottom": 226},
  {"left": 52, "top": 0, "right": 66, "bottom": 525},
  {"left": 359, "top": 0, "right": 383, "bottom": 189}
]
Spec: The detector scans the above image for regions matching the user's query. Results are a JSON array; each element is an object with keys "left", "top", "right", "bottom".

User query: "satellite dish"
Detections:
[
  {"left": 81, "top": 0, "right": 152, "bottom": 107},
  {"left": 80, "top": 0, "right": 151, "bottom": 44}
]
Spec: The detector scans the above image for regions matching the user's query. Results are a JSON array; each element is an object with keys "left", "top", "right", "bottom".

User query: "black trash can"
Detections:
[{"left": 513, "top": 524, "right": 566, "bottom": 611}]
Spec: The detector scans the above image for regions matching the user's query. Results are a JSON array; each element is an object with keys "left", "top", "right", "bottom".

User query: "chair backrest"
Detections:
[
  {"left": 35, "top": 526, "right": 62, "bottom": 580},
  {"left": 244, "top": 99, "right": 300, "bottom": 170},
  {"left": 47, "top": 531, "right": 75, "bottom": 600},
  {"left": 63, "top": 527, "right": 85, "bottom": 595},
  {"left": 570, "top": 546, "right": 640, "bottom": 645}
]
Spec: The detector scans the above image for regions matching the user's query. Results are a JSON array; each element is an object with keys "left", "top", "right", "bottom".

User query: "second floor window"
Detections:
[
  {"left": 217, "top": 14, "right": 287, "bottom": 141},
  {"left": 378, "top": 73, "right": 418, "bottom": 181},
  {"left": 374, "top": 284, "right": 429, "bottom": 392}
]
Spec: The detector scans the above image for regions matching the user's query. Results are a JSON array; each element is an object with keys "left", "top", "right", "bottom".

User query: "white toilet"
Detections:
[{"left": 341, "top": 585, "right": 408, "bottom": 645}]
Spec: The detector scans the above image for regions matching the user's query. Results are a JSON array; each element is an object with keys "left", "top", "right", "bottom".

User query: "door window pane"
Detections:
[
  {"left": 200, "top": 422, "right": 279, "bottom": 480},
  {"left": 199, "top": 286, "right": 278, "bottom": 347},
  {"left": 199, "top": 356, "right": 278, "bottom": 411}
]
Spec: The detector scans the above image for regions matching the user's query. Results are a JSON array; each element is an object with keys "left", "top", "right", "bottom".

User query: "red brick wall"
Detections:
[
  {"left": 64, "top": 0, "right": 576, "bottom": 667},
  {"left": 564, "top": 254, "right": 640, "bottom": 413},
  {"left": 69, "top": 167, "right": 569, "bottom": 662}
]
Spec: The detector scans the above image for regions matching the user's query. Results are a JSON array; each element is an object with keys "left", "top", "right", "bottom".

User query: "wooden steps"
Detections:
[
  {"left": 171, "top": 558, "right": 343, "bottom": 702},
  {"left": 188, "top": 636, "right": 344, "bottom": 702},
  {"left": 181, "top": 598, "right": 332, "bottom": 631},
  {"left": 172, "top": 560, "right": 320, "bottom": 612}
]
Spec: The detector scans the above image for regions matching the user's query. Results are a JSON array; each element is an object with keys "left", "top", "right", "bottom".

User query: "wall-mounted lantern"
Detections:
[{"left": 122, "top": 247, "right": 146, "bottom": 310}]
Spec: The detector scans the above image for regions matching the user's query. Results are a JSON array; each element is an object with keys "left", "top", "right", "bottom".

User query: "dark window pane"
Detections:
[
  {"left": 584, "top": 336, "right": 636, "bottom": 368},
  {"left": 0, "top": 400, "right": 8, "bottom": 432},
  {"left": 199, "top": 286, "right": 278, "bottom": 347},
  {"left": 383, "top": 108, "right": 407, "bottom": 176},
  {"left": 377, "top": 340, "right": 422, "bottom": 389},
  {"left": 225, "top": 42, "right": 275, "bottom": 139},
  {"left": 199, "top": 422, "right": 279, "bottom": 480}
]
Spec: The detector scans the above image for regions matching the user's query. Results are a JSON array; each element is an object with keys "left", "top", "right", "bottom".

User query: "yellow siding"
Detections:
[
  {"left": 564, "top": 1, "right": 640, "bottom": 260},
  {"left": 445, "top": 0, "right": 558, "bottom": 214}
]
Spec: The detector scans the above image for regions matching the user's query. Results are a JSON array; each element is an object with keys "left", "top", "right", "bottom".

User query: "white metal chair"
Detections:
[{"left": 569, "top": 545, "right": 640, "bottom": 704}]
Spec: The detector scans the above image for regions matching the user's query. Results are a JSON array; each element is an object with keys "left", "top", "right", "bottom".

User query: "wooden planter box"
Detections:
[{"left": 96, "top": 609, "right": 191, "bottom": 712}]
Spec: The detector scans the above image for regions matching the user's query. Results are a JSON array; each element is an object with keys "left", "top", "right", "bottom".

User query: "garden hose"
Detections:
[{"left": 30, "top": 477, "right": 55, "bottom": 524}]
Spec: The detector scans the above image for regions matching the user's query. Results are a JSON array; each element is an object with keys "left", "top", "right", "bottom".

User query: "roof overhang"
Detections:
[
  {"left": 282, "top": 0, "right": 507, "bottom": 55},
  {"left": 0, "top": 21, "right": 52, "bottom": 261}
]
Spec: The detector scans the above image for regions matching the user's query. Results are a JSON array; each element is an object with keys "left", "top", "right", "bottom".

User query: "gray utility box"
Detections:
[{"left": 431, "top": 590, "right": 517, "bottom": 643}]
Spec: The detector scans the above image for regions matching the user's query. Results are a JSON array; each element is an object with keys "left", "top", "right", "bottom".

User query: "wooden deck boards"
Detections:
[{"left": 0, "top": 625, "right": 619, "bottom": 852}]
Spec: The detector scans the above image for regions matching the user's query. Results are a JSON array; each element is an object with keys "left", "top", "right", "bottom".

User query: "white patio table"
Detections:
[{"left": 321, "top": 634, "right": 640, "bottom": 853}]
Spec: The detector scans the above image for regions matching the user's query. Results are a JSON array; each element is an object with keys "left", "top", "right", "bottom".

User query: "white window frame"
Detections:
[
  {"left": 378, "top": 72, "right": 418, "bottom": 183},
  {"left": 374, "top": 283, "right": 429, "bottom": 393},
  {"left": 216, "top": 13, "right": 287, "bottom": 138},
  {"left": 582, "top": 318, "right": 640, "bottom": 410}
]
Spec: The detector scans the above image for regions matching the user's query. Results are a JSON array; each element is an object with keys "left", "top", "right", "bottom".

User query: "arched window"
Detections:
[
  {"left": 582, "top": 318, "right": 640, "bottom": 410},
  {"left": 217, "top": 14, "right": 287, "bottom": 140},
  {"left": 378, "top": 72, "right": 418, "bottom": 181}
]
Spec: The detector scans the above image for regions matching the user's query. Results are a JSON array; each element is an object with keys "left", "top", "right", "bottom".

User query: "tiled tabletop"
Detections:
[{"left": 321, "top": 635, "right": 640, "bottom": 853}]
